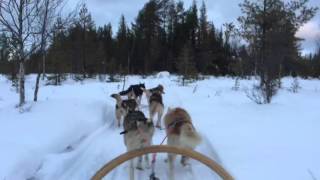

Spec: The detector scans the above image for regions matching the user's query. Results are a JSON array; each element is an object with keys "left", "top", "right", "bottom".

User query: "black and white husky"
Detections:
[{"left": 119, "top": 83, "right": 145, "bottom": 106}]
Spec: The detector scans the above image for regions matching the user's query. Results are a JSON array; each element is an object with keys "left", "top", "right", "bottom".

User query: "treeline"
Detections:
[
  {"left": 302, "top": 49, "right": 320, "bottom": 77},
  {"left": 36, "top": 0, "right": 235, "bottom": 77},
  {"left": 0, "top": 0, "right": 317, "bottom": 79}
]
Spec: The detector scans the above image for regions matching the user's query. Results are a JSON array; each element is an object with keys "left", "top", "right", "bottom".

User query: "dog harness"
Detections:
[
  {"left": 149, "top": 93, "right": 163, "bottom": 105},
  {"left": 120, "top": 111, "right": 147, "bottom": 135},
  {"left": 166, "top": 118, "right": 192, "bottom": 135}
]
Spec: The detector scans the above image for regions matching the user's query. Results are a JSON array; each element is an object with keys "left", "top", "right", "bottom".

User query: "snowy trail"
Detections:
[
  {"left": 33, "top": 99, "right": 224, "bottom": 180},
  {"left": 2, "top": 75, "right": 319, "bottom": 180}
]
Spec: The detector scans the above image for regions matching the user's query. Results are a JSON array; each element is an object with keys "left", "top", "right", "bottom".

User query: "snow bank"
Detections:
[
  {"left": 156, "top": 71, "right": 170, "bottom": 78},
  {"left": 0, "top": 76, "right": 114, "bottom": 179}
]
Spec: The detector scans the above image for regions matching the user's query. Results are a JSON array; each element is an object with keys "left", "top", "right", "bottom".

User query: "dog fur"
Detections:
[
  {"left": 142, "top": 84, "right": 164, "bottom": 102},
  {"left": 149, "top": 84, "right": 165, "bottom": 95},
  {"left": 111, "top": 93, "right": 138, "bottom": 127},
  {"left": 141, "top": 86, "right": 164, "bottom": 128},
  {"left": 164, "top": 107, "right": 202, "bottom": 180},
  {"left": 119, "top": 83, "right": 145, "bottom": 106},
  {"left": 122, "top": 110, "right": 155, "bottom": 180}
]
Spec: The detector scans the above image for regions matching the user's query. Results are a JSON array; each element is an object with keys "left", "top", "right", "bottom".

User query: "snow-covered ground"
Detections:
[{"left": 0, "top": 74, "right": 319, "bottom": 180}]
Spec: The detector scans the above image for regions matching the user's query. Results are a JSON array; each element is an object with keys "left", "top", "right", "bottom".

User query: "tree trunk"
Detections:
[
  {"left": 34, "top": 57, "right": 43, "bottom": 102},
  {"left": 34, "top": 71, "right": 41, "bottom": 102},
  {"left": 34, "top": 49, "right": 45, "bottom": 101},
  {"left": 42, "top": 55, "right": 46, "bottom": 80},
  {"left": 19, "top": 61, "right": 25, "bottom": 106}
]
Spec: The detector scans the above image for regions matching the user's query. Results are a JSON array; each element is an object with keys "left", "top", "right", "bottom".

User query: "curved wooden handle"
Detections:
[{"left": 91, "top": 145, "right": 234, "bottom": 180}]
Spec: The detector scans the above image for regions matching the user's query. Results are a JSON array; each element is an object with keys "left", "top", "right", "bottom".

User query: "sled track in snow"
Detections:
[{"left": 30, "top": 102, "right": 230, "bottom": 180}]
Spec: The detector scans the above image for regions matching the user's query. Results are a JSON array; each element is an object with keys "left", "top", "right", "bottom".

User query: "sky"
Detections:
[{"left": 67, "top": 0, "right": 320, "bottom": 54}]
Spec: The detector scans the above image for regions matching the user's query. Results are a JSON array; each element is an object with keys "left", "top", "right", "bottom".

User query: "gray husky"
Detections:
[
  {"left": 121, "top": 110, "right": 155, "bottom": 180},
  {"left": 141, "top": 85, "right": 164, "bottom": 128}
]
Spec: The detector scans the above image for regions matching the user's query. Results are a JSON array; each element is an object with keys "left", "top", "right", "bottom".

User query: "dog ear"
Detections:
[
  {"left": 110, "top": 94, "right": 116, "bottom": 98},
  {"left": 159, "top": 84, "right": 165, "bottom": 94}
]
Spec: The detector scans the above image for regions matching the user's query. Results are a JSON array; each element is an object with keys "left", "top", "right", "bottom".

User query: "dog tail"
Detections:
[{"left": 179, "top": 123, "right": 202, "bottom": 149}]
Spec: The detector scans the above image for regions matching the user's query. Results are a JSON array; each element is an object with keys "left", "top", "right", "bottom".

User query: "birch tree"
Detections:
[
  {"left": 33, "top": 0, "right": 71, "bottom": 102},
  {"left": 0, "top": 0, "right": 41, "bottom": 106}
]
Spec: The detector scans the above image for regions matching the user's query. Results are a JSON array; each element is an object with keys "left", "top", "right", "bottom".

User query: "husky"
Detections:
[
  {"left": 121, "top": 110, "right": 155, "bottom": 180},
  {"left": 149, "top": 84, "right": 165, "bottom": 95},
  {"left": 142, "top": 84, "right": 165, "bottom": 101},
  {"left": 141, "top": 86, "right": 164, "bottom": 129},
  {"left": 119, "top": 83, "right": 145, "bottom": 106},
  {"left": 164, "top": 107, "right": 202, "bottom": 180},
  {"left": 110, "top": 94, "right": 138, "bottom": 127}
]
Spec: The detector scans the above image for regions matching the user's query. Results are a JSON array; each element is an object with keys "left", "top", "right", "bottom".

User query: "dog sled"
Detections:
[{"left": 91, "top": 145, "right": 234, "bottom": 180}]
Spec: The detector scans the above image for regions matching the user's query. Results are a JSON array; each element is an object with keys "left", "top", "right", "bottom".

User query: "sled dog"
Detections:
[
  {"left": 164, "top": 107, "right": 202, "bottom": 180},
  {"left": 111, "top": 93, "right": 138, "bottom": 127},
  {"left": 121, "top": 110, "right": 155, "bottom": 180},
  {"left": 119, "top": 83, "right": 145, "bottom": 105},
  {"left": 141, "top": 86, "right": 164, "bottom": 128},
  {"left": 149, "top": 84, "right": 165, "bottom": 95}
]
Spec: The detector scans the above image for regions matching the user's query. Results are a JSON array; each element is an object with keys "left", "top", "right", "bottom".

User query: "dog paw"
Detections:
[{"left": 136, "top": 166, "right": 144, "bottom": 171}]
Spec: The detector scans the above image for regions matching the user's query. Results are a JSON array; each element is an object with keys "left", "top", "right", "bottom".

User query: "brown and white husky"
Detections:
[
  {"left": 141, "top": 85, "right": 164, "bottom": 128},
  {"left": 164, "top": 107, "right": 202, "bottom": 180},
  {"left": 110, "top": 93, "right": 138, "bottom": 127},
  {"left": 122, "top": 110, "right": 155, "bottom": 180}
]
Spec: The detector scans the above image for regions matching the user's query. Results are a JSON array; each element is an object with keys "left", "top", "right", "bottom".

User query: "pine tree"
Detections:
[
  {"left": 78, "top": 3, "right": 96, "bottom": 79},
  {"left": 0, "top": 33, "right": 10, "bottom": 74},
  {"left": 185, "top": 0, "right": 198, "bottom": 49},
  {"left": 177, "top": 41, "right": 198, "bottom": 86},
  {"left": 197, "top": 1, "right": 210, "bottom": 73},
  {"left": 238, "top": 0, "right": 317, "bottom": 103},
  {"left": 198, "top": 1, "right": 208, "bottom": 47},
  {"left": 46, "top": 18, "right": 68, "bottom": 85},
  {"left": 133, "top": 0, "right": 165, "bottom": 74},
  {"left": 116, "top": 15, "right": 129, "bottom": 73}
]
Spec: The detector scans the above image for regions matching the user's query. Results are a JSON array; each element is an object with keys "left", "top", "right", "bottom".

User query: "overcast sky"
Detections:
[{"left": 67, "top": 0, "right": 320, "bottom": 54}]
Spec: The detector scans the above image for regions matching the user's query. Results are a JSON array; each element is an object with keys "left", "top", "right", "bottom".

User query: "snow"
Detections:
[
  {"left": 0, "top": 75, "right": 319, "bottom": 180},
  {"left": 156, "top": 71, "right": 170, "bottom": 78}
]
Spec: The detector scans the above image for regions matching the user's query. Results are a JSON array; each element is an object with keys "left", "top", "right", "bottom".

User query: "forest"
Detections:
[{"left": 0, "top": 0, "right": 319, "bottom": 105}]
